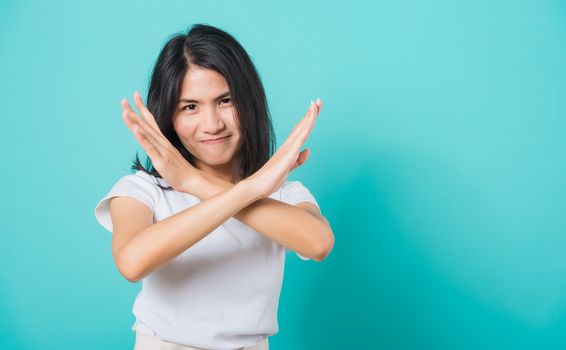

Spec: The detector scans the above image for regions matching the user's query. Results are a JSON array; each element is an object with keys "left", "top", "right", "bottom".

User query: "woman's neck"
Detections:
[{"left": 196, "top": 161, "right": 239, "bottom": 184}]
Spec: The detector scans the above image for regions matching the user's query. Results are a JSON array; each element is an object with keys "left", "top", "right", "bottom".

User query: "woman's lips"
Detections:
[{"left": 201, "top": 135, "right": 230, "bottom": 144}]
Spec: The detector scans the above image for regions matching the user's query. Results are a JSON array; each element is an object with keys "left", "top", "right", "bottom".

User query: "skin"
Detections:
[
  {"left": 110, "top": 66, "right": 334, "bottom": 282},
  {"left": 172, "top": 67, "right": 243, "bottom": 183}
]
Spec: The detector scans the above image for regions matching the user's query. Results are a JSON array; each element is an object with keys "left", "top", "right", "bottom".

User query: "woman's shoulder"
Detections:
[
  {"left": 94, "top": 170, "right": 163, "bottom": 233},
  {"left": 279, "top": 179, "right": 312, "bottom": 193},
  {"left": 118, "top": 169, "right": 173, "bottom": 190},
  {"left": 104, "top": 170, "right": 168, "bottom": 204},
  {"left": 278, "top": 180, "right": 319, "bottom": 207},
  {"left": 130, "top": 169, "right": 160, "bottom": 184}
]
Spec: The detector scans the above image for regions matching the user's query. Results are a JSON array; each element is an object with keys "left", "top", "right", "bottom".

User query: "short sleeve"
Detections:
[
  {"left": 279, "top": 181, "right": 320, "bottom": 261},
  {"left": 94, "top": 172, "right": 159, "bottom": 233}
]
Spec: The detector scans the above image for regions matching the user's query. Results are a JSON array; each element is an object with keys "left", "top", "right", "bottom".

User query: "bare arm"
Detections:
[
  {"left": 188, "top": 175, "right": 334, "bottom": 262},
  {"left": 110, "top": 180, "right": 257, "bottom": 282},
  {"left": 114, "top": 92, "right": 332, "bottom": 283}
]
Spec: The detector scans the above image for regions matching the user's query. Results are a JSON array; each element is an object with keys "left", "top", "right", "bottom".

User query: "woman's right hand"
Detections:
[
  {"left": 121, "top": 91, "right": 201, "bottom": 193},
  {"left": 243, "top": 98, "right": 322, "bottom": 200}
]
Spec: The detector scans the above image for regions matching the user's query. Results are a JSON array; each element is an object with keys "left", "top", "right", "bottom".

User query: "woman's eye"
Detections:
[
  {"left": 183, "top": 104, "right": 197, "bottom": 111},
  {"left": 219, "top": 98, "right": 232, "bottom": 105}
]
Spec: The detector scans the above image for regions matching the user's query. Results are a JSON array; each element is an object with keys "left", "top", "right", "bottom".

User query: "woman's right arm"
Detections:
[
  {"left": 109, "top": 180, "right": 258, "bottom": 283},
  {"left": 112, "top": 92, "right": 320, "bottom": 282}
]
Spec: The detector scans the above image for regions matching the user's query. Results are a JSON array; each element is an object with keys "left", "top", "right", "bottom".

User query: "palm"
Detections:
[
  {"left": 120, "top": 91, "right": 198, "bottom": 192},
  {"left": 248, "top": 99, "right": 321, "bottom": 197}
]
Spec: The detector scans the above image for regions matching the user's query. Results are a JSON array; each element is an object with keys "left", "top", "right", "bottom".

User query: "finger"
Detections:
[
  {"left": 291, "top": 148, "right": 310, "bottom": 171},
  {"left": 283, "top": 101, "right": 316, "bottom": 148},
  {"left": 121, "top": 91, "right": 165, "bottom": 145},
  {"left": 300, "top": 108, "right": 319, "bottom": 144},
  {"left": 121, "top": 99, "right": 147, "bottom": 133},
  {"left": 121, "top": 98, "right": 138, "bottom": 119},
  {"left": 301, "top": 99, "right": 321, "bottom": 131},
  {"left": 289, "top": 100, "right": 317, "bottom": 135},
  {"left": 313, "top": 98, "right": 322, "bottom": 118},
  {"left": 121, "top": 99, "right": 136, "bottom": 129},
  {"left": 301, "top": 98, "right": 322, "bottom": 136},
  {"left": 131, "top": 124, "right": 163, "bottom": 161},
  {"left": 122, "top": 108, "right": 167, "bottom": 154},
  {"left": 315, "top": 97, "right": 323, "bottom": 111},
  {"left": 287, "top": 108, "right": 318, "bottom": 155},
  {"left": 290, "top": 100, "right": 319, "bottom": 148},
  {"left": 122, "top": 99, "right": 171, "bottom": 150},
  {"left": 297, "top": 147, "right": 310, "bottom": 167},
  {"left": 121, "top": 100, "right": 145, "bottom": 130},
  {"left": 133, "top": 91, "right": 161, "bottom": 131}
]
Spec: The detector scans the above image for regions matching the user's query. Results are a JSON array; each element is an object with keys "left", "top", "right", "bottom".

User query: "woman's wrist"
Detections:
[
  {"left": 180, "top": 170, "right": 231, "bottom": 200},
  {"left": 199, "top": 175, "right": 231, "bottom": 199},
  {"left": 180, "top": 167, "right": 266, "bottom": 203},
  {"left": 180, "top": 169, "right": 205, "bottom": 196},
  {"left": 237, "top": 178, "right": 267, "bottom": 203}
]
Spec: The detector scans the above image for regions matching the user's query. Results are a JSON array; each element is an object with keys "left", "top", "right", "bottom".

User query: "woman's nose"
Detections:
[{"left": 201, "top": 107, "right": 225, "bottom": 132}]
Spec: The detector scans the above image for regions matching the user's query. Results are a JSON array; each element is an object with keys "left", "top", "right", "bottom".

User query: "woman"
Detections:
[{"left": 94, "top": 23, "right": 334, "bottom": 350}]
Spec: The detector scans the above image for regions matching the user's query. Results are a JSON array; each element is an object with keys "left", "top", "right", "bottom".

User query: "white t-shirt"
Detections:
[{"left": 94, "top": 170, "right": 320, "bottom": 350}]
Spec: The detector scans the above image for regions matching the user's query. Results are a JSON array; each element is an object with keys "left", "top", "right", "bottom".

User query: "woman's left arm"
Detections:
[
  {"left": 190, "top": 175, "right": 334, "bottom": 262},
  {"left": 122, "top": 92, "right": 334, "bottom": 261}
]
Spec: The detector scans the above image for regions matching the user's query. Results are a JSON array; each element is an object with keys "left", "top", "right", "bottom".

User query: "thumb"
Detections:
[{"left": 291, "top": 148, "right": 310, "bottom": 171}]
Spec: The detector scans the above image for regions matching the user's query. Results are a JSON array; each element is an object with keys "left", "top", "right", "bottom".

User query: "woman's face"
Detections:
[{"left": 173, "top": 66, "right": 242, "bottom": 178}]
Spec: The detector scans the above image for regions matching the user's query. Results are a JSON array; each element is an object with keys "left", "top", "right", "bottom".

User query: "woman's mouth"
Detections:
[{"left": 201, "top": 135, "right": 230, "bottom": 144}]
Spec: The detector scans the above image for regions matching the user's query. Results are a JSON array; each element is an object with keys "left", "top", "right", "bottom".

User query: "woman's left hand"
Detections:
[
  {"left": 120, "top": 91, "right": 200, "bottom": 193},
  {"left": 242, "top": 98, "right": 322, "bottom": 201}
]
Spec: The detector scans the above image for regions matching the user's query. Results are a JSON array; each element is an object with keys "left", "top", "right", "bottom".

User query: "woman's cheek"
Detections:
[
  {"left": 174, "top": 117, "right": 197, "bottom": 139},
  {"left": 224, "top": 107, "right": 238, "bottom": 125}
]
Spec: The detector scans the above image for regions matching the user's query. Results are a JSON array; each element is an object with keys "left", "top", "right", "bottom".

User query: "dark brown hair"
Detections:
[{"left": 132, "top": 23, "right": 275, "bottom": 190}]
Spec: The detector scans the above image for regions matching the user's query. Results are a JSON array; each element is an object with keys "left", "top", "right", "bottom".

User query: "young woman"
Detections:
[{"left": 94, "top": 23, "right": 334, "bottom": 350}]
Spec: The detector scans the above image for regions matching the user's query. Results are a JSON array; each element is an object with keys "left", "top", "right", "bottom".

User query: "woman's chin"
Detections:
[{"left": 197, "top": 157, "right": 233, "bottom": 169}]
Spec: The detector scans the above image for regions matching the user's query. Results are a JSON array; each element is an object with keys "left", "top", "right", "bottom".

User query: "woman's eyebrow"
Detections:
[{"left": 178, "top": 91, "right": 230, "bottom": 104}]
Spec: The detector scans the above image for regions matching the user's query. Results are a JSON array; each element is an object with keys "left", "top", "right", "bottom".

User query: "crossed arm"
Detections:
[
  {"left": 188, "top": 172, "right": 334, "bottom": 261},
  {"left": 112, "top": 92, "right": 334, "bottom": 282},
  {"left": 111, "top": 176, "right": 334, "bottom": 282}
]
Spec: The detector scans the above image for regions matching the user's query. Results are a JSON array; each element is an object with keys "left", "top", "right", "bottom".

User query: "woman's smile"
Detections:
[{"left": 201, "top": 135, "right": 231, "bottom": 144}]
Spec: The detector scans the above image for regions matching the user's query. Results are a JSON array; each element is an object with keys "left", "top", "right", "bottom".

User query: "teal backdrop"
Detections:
[{"left": 1, "top": 0, "right": 565, "bottom": 349}]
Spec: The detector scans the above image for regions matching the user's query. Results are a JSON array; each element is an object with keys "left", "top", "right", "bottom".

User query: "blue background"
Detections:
[{"left": 1, "top": 0, "right": 565, "bottom": 349}]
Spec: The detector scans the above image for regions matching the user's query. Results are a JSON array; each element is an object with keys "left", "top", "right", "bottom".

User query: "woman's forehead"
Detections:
[{"left": 179, "top": 66, "right": 229, "bottom": 102}]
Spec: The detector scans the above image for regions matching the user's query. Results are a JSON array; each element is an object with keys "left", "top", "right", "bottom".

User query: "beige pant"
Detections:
[{"left": 134, "top": 331, "right": 269, "bottom": 350}]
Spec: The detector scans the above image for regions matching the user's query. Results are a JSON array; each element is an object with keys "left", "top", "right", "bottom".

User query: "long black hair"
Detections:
[{"left": 131, "top": 23, "right": 276, "bottom": 190}]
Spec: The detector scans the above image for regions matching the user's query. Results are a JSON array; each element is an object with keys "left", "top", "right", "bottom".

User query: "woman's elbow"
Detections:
[
  {"left": 314, "top": 228, "right": 334, "bottom": 262},
  {"left": 115, "top": 252, "right": 143, "bottom": 283}
]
